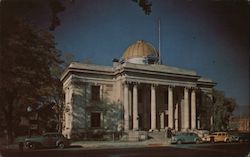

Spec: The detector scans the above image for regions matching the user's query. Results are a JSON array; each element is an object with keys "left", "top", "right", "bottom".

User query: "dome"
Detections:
[{"left": 122, "top": 40, "right": 159, "bottom": 64}]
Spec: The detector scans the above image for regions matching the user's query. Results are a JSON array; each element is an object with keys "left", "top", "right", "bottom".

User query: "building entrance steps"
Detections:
[
  {"left": 147, "top": 132, "right": 170, "bottom": 144},
  {"left": 120, "top": 131, "right": 171, "bottom": 145}
]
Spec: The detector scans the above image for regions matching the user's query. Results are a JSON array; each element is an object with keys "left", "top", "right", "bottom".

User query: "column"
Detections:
[
  {"left": 184, "top": 87, "right": 189, "bottom": 130},
  {"left": 174, "top": 103, "right": 178, "bottom": 131},
  {"left": 128, "top": 88, "right": 132, "bottom": 129},
  {"left": 181, "top": 99, "right": 184, "bottom": 130},
  {"left": 123, "top": 83, "right": 129, "bottom": 131},
  {"left": 150, "top": 84, "right": 157, "bottom": 131},
  {"left": 210, "top": 116, "right": 214, "bottom": 131},
  {"left": 160, "top": 112, "right": 164, "bottom": 130},
  {"left": 133, "top": 84, "right": 139, "bottom": 130},
  {"left": 191, "top": 89, "right": 196, "bottom": 129},
  {"left": 197, "top": 117, "right": 200, "bottom": 129},
  {"left": 168, "top": 86, "right": 173, "bottom": 129},
  {"left": 100, "top": 85, "right": 103, "bottom": 100}
]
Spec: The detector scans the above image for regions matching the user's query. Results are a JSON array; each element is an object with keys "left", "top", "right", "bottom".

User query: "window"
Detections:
[
  {"left": 91, "top": 85, "right": 100, "bottom": 101},
  {"left": 91, "top": 112, "right": 101, "bottom": 128}
]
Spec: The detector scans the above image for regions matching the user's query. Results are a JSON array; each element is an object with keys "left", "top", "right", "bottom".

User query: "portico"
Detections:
[{"left": 122, "top": 81, "right": 198, "bottom": 132}]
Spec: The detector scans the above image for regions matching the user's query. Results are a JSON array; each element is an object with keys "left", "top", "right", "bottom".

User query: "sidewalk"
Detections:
[
  {"left": 0, "top": 144, "right": 19, "bottom": 150},
  {"left": 71, "top": 139, "right": 171, "bottom": 150}
]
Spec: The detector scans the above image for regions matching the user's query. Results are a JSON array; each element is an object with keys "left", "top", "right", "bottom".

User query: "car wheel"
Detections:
[
  {"left": 196, "top": 139, "right": 201, "bottom": 144},
  {"left": 28, "top": 143, "right": 36, "bottom": 149},
  {"left": 58, "top": 143, "right": 65, "bottom": 149},
  {"left": 225, "top": 138, "right": 229, "bottom": 143},
  {"left": 177, "top": 140, "right": 182, "bottom": 144}
]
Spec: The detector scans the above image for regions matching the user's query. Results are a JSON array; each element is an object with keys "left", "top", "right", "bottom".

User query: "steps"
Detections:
[
  {"left": 121, "top": 131, "right": 148, "bottom": 141},
  {"left": 148, "top": 132, "right": 167, "bottom": 143},
  {"left": 121, "top": 131, "right": 171, "bottom": 144}
]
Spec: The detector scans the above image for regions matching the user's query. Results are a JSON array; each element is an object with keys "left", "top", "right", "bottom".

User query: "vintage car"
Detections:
[
  {"left": 25, "top": 132, "right": 70, "bottom": 149},
  {"left": 171, "top": 132, "right": 202, "bottom": 144},
  {"left": 192, "top": 130, "right": 210, "bottom": 142},
  {"left": 203, "top": 132, "right": 230, "bottom": 143},
  {"left": 229, "top": 132, "right": 250, "bottom": 142}
]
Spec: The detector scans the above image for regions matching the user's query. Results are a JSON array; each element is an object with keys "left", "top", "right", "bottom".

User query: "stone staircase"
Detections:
[
  {"left": 121, "top": 131, "right": 171, "bottom": 144},
  {"left": 147, "top": 131, "right": 170, "bottom": 144}
]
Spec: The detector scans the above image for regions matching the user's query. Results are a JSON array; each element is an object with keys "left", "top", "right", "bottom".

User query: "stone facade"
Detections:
[{"left": 61, "top": 40, "right": 216, "bottom": 138}]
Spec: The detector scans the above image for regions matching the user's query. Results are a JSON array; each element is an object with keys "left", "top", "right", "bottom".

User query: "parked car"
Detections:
[
  {"left": 25, "top": 132, "right": 70, "bottom": 149},
  {"left": 229, "top": 132, "right": 240, "bottom": 142},
  {"left": 203, "top": 132, "right": 230, "bottom": 143},
  {"left": 171, "top": 132, "right": 202, "bottom": 144},
  {"left": 192, "top": 130, "right": 210, "bottom": 142},
  {"left": 238, "top": 133, "right": 250, "bottom": 142},
  {"left": 229, "top": 132, "right": 250, "bottom": 143}
]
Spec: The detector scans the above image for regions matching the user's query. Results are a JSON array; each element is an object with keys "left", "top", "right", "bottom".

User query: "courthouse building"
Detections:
[{"left": 61, "top": 40, "right": 215, "bottom": 138}]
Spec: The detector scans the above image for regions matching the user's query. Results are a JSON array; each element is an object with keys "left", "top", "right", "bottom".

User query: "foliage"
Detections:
[
  {"left": 197, "top": 90, "right": 213, "bottom": 130},
  {"left": 212, "top": 90, "right": 237, "bottom": 131},
  {"left": 132, "top": 0, "right": 152, "bottom": 15},
  {"left": 0, "top": 0, "right": 66, "bottom": 31},
  {"left": 0, "top": 11, "right": 62, "bottom": 142},
  {"left": 97, "top": 100, "right": 123, "bottom": 132},
  {"left": 197, "top": 89, "right": 237, "bottom": 131}
]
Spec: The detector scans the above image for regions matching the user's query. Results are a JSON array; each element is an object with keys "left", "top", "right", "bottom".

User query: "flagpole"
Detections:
[{"left": 158, "top": 18, "right": 161, "bottom": 64}]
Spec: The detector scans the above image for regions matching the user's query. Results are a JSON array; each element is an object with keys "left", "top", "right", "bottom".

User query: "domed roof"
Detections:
[{"left": 123, "top": 40, "right": 158, "bottom": 60}]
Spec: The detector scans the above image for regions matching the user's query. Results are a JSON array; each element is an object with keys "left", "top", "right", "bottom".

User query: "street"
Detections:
[{"left": 1, "top": 143, "right": 249, "bottom": 157}]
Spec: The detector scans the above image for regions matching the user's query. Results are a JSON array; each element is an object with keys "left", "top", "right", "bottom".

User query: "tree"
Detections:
[
  {"left": 212, "top": 90, "right": 237, "bottom": 131},
  {"left": 0, "top": 0, "right": 66, "bottom": 31},
  {"left": 197, "top": 89, "right": 237, "bottom": 131},
  {"left": 0, "top": 14, "right": 62, "bottom": 142},
  {"left": 132, "top": 0, "right": 152, "bottom": 15},
  {"left": 197, "top": 90, "right": 214, "bottom": 130}
]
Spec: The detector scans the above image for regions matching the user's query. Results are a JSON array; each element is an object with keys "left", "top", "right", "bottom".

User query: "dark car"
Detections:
[
  {"left": 230, "top": 132, "right": 250, "bottom": 143},
  {"left": 171, "top": 132, "right": 202, "bottom": 144},
  {"left": 25, "top": 132, "right": 70, "bottom": 149},
  {"left": 238, "top": 133, "right": 250, "bottom": 142}
]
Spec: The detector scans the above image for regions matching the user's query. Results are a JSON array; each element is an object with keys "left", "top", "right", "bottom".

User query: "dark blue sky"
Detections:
[{"left": 53, "top": 0, "right": 249, "bottom": 108}]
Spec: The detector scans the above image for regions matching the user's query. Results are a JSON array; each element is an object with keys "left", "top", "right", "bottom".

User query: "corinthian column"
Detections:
[
  {"left": 150, "top": 84, "right": 157, "bottom": 131},
  {"left": 184, "top": 87, "right": 189, "bottom": 130},
  {"left": 133, "top": 84, "right": 139, "bottom": 130},
  {"left": 168, "top": 86, "right": 174, "bottom": 129},
  {"left": 124, "top": 83, "right": 129, "bottom": 131},
  {"left": 191, "top": 89, "right": 196, "bottom": 129}
]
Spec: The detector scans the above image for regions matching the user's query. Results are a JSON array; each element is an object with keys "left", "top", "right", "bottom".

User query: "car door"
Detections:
[
  {"left": 44, "top": 134, "right": 56, "bottom": 147},
  {"left": 181, "top": 133, "right": 188, "bottom": 143},
  {"left": 186, "top": 133, "right": 193, "bottom": 143},
  {"left": 42, "top": 134, "right": 51, "bottom": 146},
  {"left": 50, "top": 134, "right": 59, "bottom": 146},
  {"left": 217, "top": 133, "right": 223, "bottom": 142},
  {"left": 213, "top": 133, "right": 218, "bottom": 142},
  {"left": 190, "top": 133, "right": 197, "bottom": 143}
]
